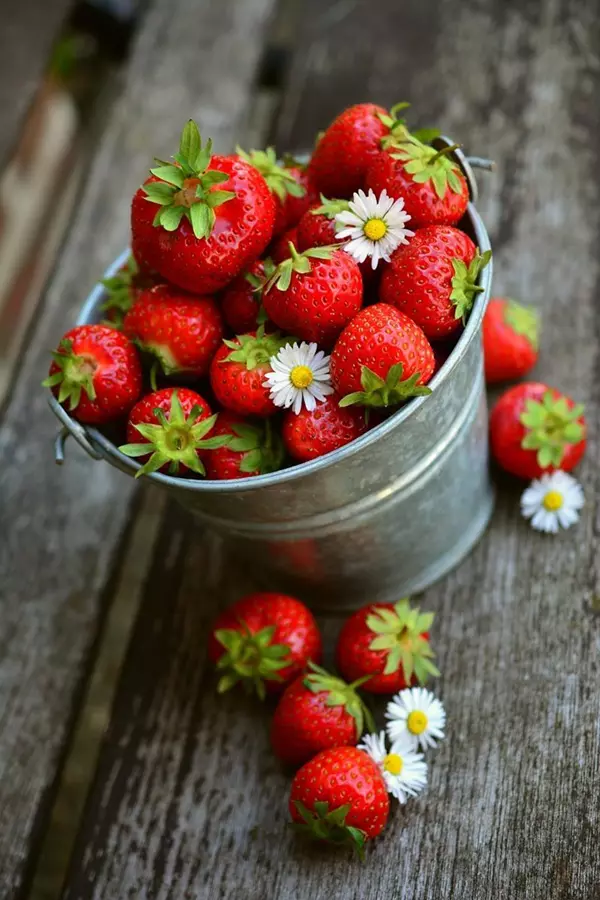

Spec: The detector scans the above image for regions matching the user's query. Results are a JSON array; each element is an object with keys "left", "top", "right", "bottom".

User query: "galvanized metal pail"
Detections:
[{"left": 49, "top": 148, "right": 494, "bottom": 609}]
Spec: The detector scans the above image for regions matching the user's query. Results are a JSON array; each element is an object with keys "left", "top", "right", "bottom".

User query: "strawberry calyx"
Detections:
[
  {"left": 339, "top": 363, "right": 432, "bottom": 410},
  {"left": 450, "top": 249, "right": 492, "bottom": 319},
  {"left": 244, "top": 258, "right": 276, "bottom": 326},
  {"left": 43, "top": 339, "right": 97, "bottom": 410},
  {"left": 265, "top": 243, "right": 339, "bottom": 293},
  {"left": 236, "top": 146, "right": 306, "bottom": 203},
  {"left": 366, "top": 598, "right": 440, "bottom": 682},
  {"left": 388, "top": 132, "right": 464, "bottom": 199},
  {"left": 519, "top": 390, "right": 585, "bottom": 469},
  {"left": 100, "top": 254, "right": 139, "bottom": 326},
  {"left": 221, "top": 325, "right": 290, "bottom": 370},
  {"left": 213, "top": 621, "right": 291, "bottom": 700},
  {"left": 312, "top": 195, "right": 350, "bottom": 220},
  {"left": 143, "top": 120, "right": 236, "bottom": 240},
  {"left": 303, "top": 662, "right": 375, "bottom": 735},
  {"left": 118, "top": 389, "right": 229, "bottom": 477},
  {"left": 228, "top": 419, "right": 285, "bottom": 475},
  {"left": 503, "top": 299, "right": 539, "bottom": 350},
  {"left": 292, "top": 800, "right": 367, "bottom": 860},
  {"left": 377, "top": 101, "right": 413, "bottom": 146}
]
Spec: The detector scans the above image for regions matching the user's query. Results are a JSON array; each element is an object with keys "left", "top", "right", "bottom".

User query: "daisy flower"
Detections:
[
  {"left": 335, "top": 188, "right": 414, "bottom": 269},
  {"left": 385, "top": 687, "right": 446, "bottom": 752},
  {"left": 358, "top": 730, "right": 427, "bottom": 804},
  {"left": 263, "top": 341, "right": 333, "bottom": 415},
  {"left": 520, "top": 470, "right": 584, "bottom": 534}
]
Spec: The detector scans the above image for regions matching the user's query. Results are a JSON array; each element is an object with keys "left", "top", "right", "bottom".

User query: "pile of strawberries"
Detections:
[
  {"left": 209, "top": 589, "right": 443, "bottom": 856},
  {"left": 45, "top": 102, "right": 493, "bottom": 479}
]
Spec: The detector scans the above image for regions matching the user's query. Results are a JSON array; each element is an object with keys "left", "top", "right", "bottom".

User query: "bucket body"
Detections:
[{"left": 50, "top": 200, "right": 493, "bottom": 609}]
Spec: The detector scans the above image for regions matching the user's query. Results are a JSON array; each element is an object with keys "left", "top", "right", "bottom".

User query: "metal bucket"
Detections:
[{"left": 49, "top": 145, "right": 494, "bottom": 610}]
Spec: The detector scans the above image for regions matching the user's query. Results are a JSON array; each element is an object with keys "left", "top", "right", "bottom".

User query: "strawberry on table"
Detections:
[
  {"left": 100, "top": 253, "right": 157, "bottom": 328},
  {"left": 379, "top": 225, "right": 491, "bottom": 339},
  {"left": 336, "top": 597, "right": 440, "bottom": 694},
  {"left": 331, "top": 303, "right": 435, "bottom": 409},
  {"left": 263, "top": 243, "right": 363, "bottom": 346},
  {"left": 209, "top": 326, "right": 291, "bottom": 417},
  {"left": 483, "top": 297, "right": 539, "bottom": 384},
  {"left": 221, "top": 258, "right": 274, "bottom": 335},
  {"left": 289, "top": 746, "right": 390, "bottom": 857},
  {"left": 119, "top": 387, "right": 226, "bottom": 477},
  {"left": 204, "top": 412, "right": 284, "bottom": 479},
  {"left": 490, "top": 382, "right": 586, "bottom": 480},
  {"left": 271, "top": 663, "right": 374, "bottom": 768},
  {"left": 123, "top": 284, "right": 223, "bottom": 379},
  {"left": 365, "top": 132, "right": 469, "bottom": 229},
  {"left": 236, "top": 146, "right": 317, "bottom": 235},
  {"left": 131, "top": 120, "right": 275, "bottom": 295},
  {"left": 44, "top": 324, "right": 142, "bottom": 424},
  {"left": 282, "top": 393, "right": 368, "bottom": 462},
  {"left": 208, "top": 592, "right": 322, "bottom": 699}
]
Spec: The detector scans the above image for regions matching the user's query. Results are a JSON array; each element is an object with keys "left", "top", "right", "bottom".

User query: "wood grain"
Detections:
[
  {"left": 0, "top": 0, "right": 277, "bottom": 895},
  {"left": 62, "top": 0, "right": 600, "bottom": 897}
]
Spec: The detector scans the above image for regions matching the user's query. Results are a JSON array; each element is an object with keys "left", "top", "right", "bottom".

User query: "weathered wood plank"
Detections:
[
  {"left": 62, "top": 0, "right": 600, "bottom": 898},
  {"left": 0, "top": 0, "right": 277, "bottom": 896}
]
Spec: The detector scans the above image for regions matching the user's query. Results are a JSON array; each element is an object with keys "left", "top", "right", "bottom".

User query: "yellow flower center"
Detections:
[
  {"left": 383, "top": 753, "right": 403, "bottom": 776},
  {"left": 363, "top": 218, "right": 387, "bottom": 241},
  {"left": 543, "top": 490, "right": 563, "bottom": 511},
  {"left": 290, "top": 365, "right": 314, "bottom": 389},
  {"left": 407, "top": 710, "right": 428, "bottom": 735}
]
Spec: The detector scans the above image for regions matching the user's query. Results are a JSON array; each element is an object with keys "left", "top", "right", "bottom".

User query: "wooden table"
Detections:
[{"left": 1, "top": 0, "right": 599, "bottom": 897}]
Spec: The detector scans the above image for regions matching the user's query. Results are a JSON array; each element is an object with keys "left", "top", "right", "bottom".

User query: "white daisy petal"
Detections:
[
  {"left": 266, "top": 341, "right": 332, "bottom": 415},
  {"left": 358, "top": 730, "right": 428, "bottom": 804},
  {"left": 385, "top": 687, "right": 447, "bottom": 752},
  {"left": 333, "top": 188, "right": 414, "bottom": 268},
  {"left": 520, "top": 471, "right": 584, "bottom": 534}
]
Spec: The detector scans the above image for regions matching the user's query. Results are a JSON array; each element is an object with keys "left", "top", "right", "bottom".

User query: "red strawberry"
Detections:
[
  {"left": 336, "top": 598, "right": 439, "bottom": 694},
  {"left": 209, "top": 326, "right": 291, "bottom": 417},
  {"left": 263, "top": 244, "right": 363, "bottom": 346},
  {"left": 123, "top": 284, "right": 223, "bottom": 379},
  {"left": 237, "top": 147, "right": 317, "bottom": 235},
  {"left": 483, "top": 297, "right": 539, "bottom": 384},
  {"left": 204, "top": 412, "right": 284, "bottom": 479},
  {"left": 296, "top": 197, "right": 378, "bottom": 288},
  {"left": 365, "top": 134, "right": 469, "bottom": 229},
  {"left": 119, "top": 387, "right": 226, "bottom": 477},
  {"left": 490, "top": 382, "right": 586, "bottom": 480},
  {"left": 44, "top": 325, "right": 142, "bottom": 424},
  {"left": 379, "top": 225, "right": 491, "bottom": 339},
  {"left": 131, "top": 120, "right": 275, "bottom": 295},
  {"left": 282, "top": 393, "right": 369, "bottom": 462},
  {"left": 269, "top": 226, "right": 299, "bottom": 264},
  {"left": 100, "top": 253, "right": 157, "bottom": 327},
  {"left": 271, "top": 663, "right": 374, "bottom": 768},
  {"left": 330, "top": 303, "right": 435, "bottom": 408},
  {"left": 221, "top": 258, "right": 275, "bottom": 334},
  {"left": 308, "top": 102, "right": 412, "bottom": 198},
  {"left": 208, "top": 592, "right": 322, "bottom": 699},
  {"left": 289, "top": 746, "right": 389, "bottom": 856}
]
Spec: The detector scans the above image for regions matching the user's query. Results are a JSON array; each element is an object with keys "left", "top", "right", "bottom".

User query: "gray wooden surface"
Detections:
[
  {"left": 59, "top": 0, "right": 600, "bottom": 898},
  {"left": 0, "top": 0, "right": 277, "bottom": 896}
]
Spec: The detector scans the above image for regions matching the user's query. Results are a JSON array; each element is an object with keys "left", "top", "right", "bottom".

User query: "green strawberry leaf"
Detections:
[
  {"left": 519, "top": 389, "right": 585, "bottom": 470},
  {"left": 339, "top": 364, "right": 432, "bottom": 409},
  {"left": 366, "top": 598, "right": 439, "bottom": 684},
  {"left": 503, "top": 299, "right": 539, "bottom": 350}
]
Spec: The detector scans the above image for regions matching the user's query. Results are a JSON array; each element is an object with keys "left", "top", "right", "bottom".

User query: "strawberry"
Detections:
[
  {"left": 119, "top": 387, "right": 227, "bottom": 477},
  {"left": 204, "top": 412, "right": 284, "bottom": 479},
  {"left": 336, "top": 598, "right": 439, "bottom": 694},
  {"left": 221, "top": 258, "right": 275, "bottom": 334},
  {"left": 379, "top": 225, "right": 491, "bottom": 339},
  {"left": 330, "top": 303, "right": 435, "bottom": 408},
  {"left": 269, "top": 226, "right": 299, "bottom": 264},
  {"left": 100, "top": 253, "right": 157, "bottom": 327},
  {"left": 131, "top": 120, "right": 275, "bottom": 295},
  {"left": 271, "top": 663, "right": 374, "bottom": 768},
  {"left": 296, "top": 197, "right": 378, "bottom": 288},
  {"left": 289, "top": 746, "right": 389, "bottom": 856},
  {"left": 307, "top": 102, "right": 412, "bottom": 198},
  {"left": 282, "top": 393, "right": 369, "bottom": 462},
  {"left": 123, "top": 284, "right": 223, "bottom": 379},
  {"left": 263, "top": 244, "right": 363, "bottom": 346},
  {"left": 236, "top": 147, "right": 317, "bottom": 235},
  {"left": 483, "top": 297, "right": 539, "bottom": 384},
  {"left": 365, "top": 133, "right": 469, "bottom": 229},
  {"left": 209, "top": 326, "right": 291, "bottom": 417},
  {"left": 490, "top": 382, "right": 586, "bottom": 480},
  {"left": 44, "top": 325, "right": 142, "bottom": 424},
  {"left": 208, "top": 592, "right": 322, "bottom": 699}
]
